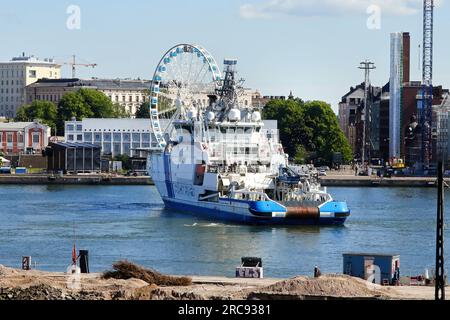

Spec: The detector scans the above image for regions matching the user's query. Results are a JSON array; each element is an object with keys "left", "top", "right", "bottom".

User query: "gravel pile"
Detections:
[{"left": 248, "top": 274, "right": 393, "bottom": 300}]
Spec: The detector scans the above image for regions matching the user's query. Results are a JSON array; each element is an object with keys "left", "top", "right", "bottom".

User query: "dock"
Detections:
[
  {"left": 320, "top": 175, "right": 445, "bottom": 188},
  {"left": 0, "top": 174, "right": 154, "bottom": 186}
]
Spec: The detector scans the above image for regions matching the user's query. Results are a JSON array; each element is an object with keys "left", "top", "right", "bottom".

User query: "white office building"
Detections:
[
  {"left": 0, "top": 55, "right": 61, "bottom": 117},
  {"left": 64, "top": 118, "right": 167, "bottom": 158},
  {"left": 65, "top": 118, "right": 278, "bottom": 159}
]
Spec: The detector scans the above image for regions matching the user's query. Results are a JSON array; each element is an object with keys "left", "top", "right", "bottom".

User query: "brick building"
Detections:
[{"left": 0, "top": 121, "right": 51, "bottom": 155}]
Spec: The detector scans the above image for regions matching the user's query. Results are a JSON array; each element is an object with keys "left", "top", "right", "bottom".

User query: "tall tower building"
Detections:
[
  {"left": 0, "top": 54, "right": 61, "bottom": 118},
  {"left": 389, "top": 32, "right": 411, "bottom": 159}
]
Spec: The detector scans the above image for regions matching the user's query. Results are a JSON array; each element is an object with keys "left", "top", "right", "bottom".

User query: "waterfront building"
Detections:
[
  {"left": 0, "top": 120, "right": 51, "bottom": 155},
  {"left": 436, "top": 94, "right": 450, "bottom": 166},
  {"left": 338, "top": 83, "right": 382, "bottom": 160},
  {"left": 0, "top": 54, "right": 61, "bottom": 118},
  {"left": 64, "top": 118, "right": 278, "bottom": 159},
  {"left": 338, "top": 83, "right": 365, "bottom": 156},
  {"left": 45, "top": 142, "right": 101, "bottom": 174},
  {"left": 26, "top": 78, "right": 151, "bottom": 117},
  {"left": 64, "top": 118, "right": 160, "bottom": 158}
]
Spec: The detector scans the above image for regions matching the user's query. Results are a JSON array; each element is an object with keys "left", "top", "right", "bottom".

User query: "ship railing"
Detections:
[{"left": 229, "top": 189, "right": 271, "bottom": 202}]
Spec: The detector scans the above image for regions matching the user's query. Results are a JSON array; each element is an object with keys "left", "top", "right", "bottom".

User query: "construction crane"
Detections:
[
  {"left": 63, "top": 55, "right": 97, "bottom": 78},
  {"left": 421, "top": 0, "right": 434, "bottom": 170}
]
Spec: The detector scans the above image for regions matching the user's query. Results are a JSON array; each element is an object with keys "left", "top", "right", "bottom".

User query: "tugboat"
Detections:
[{"left": 148, "top": 45, "right": 350, "bottom": 225}]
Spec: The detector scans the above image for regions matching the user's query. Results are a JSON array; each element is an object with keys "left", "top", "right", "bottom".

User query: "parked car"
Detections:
[
  {"left": 0, "top": 167, "right": 12, "bottom": 174},
  {"left": 319, "top": 170, "right": 327, "bottom": 176}
]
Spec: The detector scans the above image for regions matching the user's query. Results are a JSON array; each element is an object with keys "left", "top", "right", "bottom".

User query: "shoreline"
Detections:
[
  {"left": 0, "top": 174, "right": 154, "bottom": 186},
  {"left": 320, "top": 175, "right": 443, "bottom": 188},
  {"left": 0, "top": 265, "right": 442, "bottom": 300},
  {"left": 0, "top": 174, "right": 445, "bottom": 188}
]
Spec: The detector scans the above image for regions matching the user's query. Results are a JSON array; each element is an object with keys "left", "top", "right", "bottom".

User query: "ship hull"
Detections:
[{"left": 162, "top": 197, "right": 349, "bottom": 226}]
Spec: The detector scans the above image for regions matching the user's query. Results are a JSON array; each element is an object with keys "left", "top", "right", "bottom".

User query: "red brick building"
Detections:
[{"left": 0, "top": 121, "right": 51, "bottom": 155}]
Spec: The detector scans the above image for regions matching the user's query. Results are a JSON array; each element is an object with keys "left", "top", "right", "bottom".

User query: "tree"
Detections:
[
  {"left": 57, "top": 92, "right": 93, "bottom": 133},
  {"left": 135, "top": 102, "right": 150, "bottom": 118},
  {"left": 263, "top": 99, "right": 352, "bottom": 165},
  {"left": 114, "top": 154, "right": 132, "bottom": 171},
  {"left": 15, "top": 101, "right": 58, "bottom": 134},
  {"left": 78, "top": 88, "right": 116, "bottom": 118}
]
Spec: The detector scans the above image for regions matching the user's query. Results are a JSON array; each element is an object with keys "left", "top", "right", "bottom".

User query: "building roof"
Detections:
[
  {"left": 0, "top": 121, "right": 47, "bottom": 130},
  {"left": 27, "top": 78, "right": 151, "bottom": 91},
  {"left": 49, "top": 142, "right": 100, "bottom": 149},
  {"left": 0, "top": 55, "right": 60, "bottom": 66},
  {"left": 343, "top": 253, "right": 400, "bottom": 257}
]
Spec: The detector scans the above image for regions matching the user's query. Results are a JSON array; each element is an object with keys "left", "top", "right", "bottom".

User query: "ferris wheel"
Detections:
[{"left": 150, "top": 44, "right": 222, "bottom": 149}]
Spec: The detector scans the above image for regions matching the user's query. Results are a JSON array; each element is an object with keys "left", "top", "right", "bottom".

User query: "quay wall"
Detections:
[
  {"left": 0, "top": 175, "right": 154, "bottom": 186},
  {"left": 0, "top": 174, "right": 445, "bottom": 188},
  {"left": 320, "top": 176, "right": 445, "bottom": 188}
]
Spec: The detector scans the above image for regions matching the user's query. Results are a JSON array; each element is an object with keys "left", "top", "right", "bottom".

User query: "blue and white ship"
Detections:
[{"left": 148, "top": 44, "right": 350, "bottom": 226}]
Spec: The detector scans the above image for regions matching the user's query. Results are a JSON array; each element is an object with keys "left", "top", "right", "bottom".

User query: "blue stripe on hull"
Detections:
[{"left": 163, "top": 199, "right": 347, "bottom": 226}]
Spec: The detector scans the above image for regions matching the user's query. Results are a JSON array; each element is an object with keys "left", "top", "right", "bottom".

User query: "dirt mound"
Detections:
[
  {"left": 103, "top": 261, "right": 192, "bottom": 287},
  {"left": 249, "top": 274, "right": 392, "bottom": 300}
]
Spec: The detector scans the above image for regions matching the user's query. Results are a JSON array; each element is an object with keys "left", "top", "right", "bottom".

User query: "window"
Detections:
[
  {"left": 7, "top": 133, "right": 13, "bottom": 143},
  {"left": 18, "top": 133, "right": 24, "bottom": 143},
  {"left": 132, "top": 133, "right": 140, "bottom": 142},
  {"left": 123, "top": 133, "right": 131, "bottom": 142},
  {"left": 66, "top": 124, "right": 75, "bottom": 131},
  {"left": 84, "top": 133, "right": 93, "bottom": 142},
  {"left": 103, "top": 133, "right": 111, "bottom": 142},
  {"left": 142, "top": 133, "right": 150, "bottom": 142},
  {"left": 113, "top": 133, "right": 121, "bottom": 142},
  {"left": 68, "top": 134, "right": 74, "bottom": 141},
  {"left": 94, "top": 133, "right": 101, "bottom": 142},
  {"left": 32, "top": 133, "right": 40, "bottom": 144},
  {"left": 76, "top": 124, "right": 82, "bottom": 131},
  {"left": 29, "top": 70, "right": 37, "bottom": 78},
  {"left": 77, "top": 135, "right": 83, "bottom": 142}
]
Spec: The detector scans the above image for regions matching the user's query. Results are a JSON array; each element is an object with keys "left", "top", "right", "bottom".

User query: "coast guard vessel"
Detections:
[{"left": 148, "top": 44, "right": 350, "bottom": 225}]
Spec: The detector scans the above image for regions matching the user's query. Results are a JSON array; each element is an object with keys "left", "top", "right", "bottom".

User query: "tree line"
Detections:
[
  {"left": 15, "top": 89, "right": 352, "bottom": 165},
  {"left": 15, "top": 89, "right": 130, "bottom": 135},
  {"left": 263, "top": 99, "right": 352, "bottom": 165}
]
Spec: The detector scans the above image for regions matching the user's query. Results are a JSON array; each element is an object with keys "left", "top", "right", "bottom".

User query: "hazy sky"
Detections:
[{"left": 1, "top": 0, "right": 449, "bottom": 112}]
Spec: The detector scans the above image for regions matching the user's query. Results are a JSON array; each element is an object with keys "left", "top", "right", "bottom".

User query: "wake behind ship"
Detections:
[{"left": 148, "top": 44, "right": 350, "bottom": 226}]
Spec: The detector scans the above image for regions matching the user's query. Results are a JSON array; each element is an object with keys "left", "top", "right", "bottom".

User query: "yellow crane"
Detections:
[{"left": 63, "top": 55, "right": 97, "bottom": 78}]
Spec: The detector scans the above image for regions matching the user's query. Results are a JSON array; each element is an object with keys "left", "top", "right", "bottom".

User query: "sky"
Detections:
[{"left": 1, "top": 0, "right": 449, "bottom": 113}]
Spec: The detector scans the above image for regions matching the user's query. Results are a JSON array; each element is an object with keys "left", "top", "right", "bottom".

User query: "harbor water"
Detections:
[{"left": 0, "top": 185, "right": 448, "bottom": 278}]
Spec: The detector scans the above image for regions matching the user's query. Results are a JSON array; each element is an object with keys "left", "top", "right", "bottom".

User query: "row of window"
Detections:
[
  {"left": 0, "top": 132, "right": 40, "bottom": 143},
  {"left": 109, "top": 95, "right": 144, "bottom": 103},
  {"left": 0, "top": 69, "right": 25, "bottom": 78},
  {"left": 66, "top": 124, "right": 152, "bottom": 133},
  {"left": 0, "top": 96, "right": 22, "bottom": 103},
  {"left": 67, "top": 132, "right": 153, "bottom": 143},
  {"left": 0, "top": 80, "right": 24, "bottom": 86}
]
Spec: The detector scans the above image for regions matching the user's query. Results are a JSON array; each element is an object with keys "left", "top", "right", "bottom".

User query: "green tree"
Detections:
[
  {"left": 112, "top": 103, "right": 131, "bottom": 118},
  {"left": 114, "top": 154, "right": 132, "bottom": 171},
  {"left": 15, "top": 101, "right": 58, "bottom": 134},
  {"left": 135, "top": 102, "right": 150, "bottom": 118},
  {"left": 263, "top": 99, "right": 352, "bottom": 165},
  {"left": 56, "top": 89, "right": 132, "bottom": 134},
  {"left": 57, "top": 92, "right": 93, "bottom": 133},
  {"left": 78, "top": 88, "right": 116, "bottom": 118}
]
